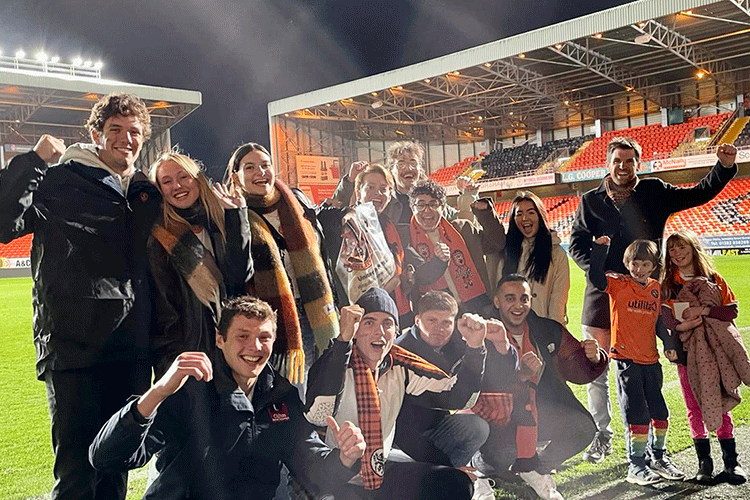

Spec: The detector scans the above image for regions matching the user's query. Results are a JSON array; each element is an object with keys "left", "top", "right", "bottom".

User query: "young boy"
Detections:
[{"left": 590, "top": 237, "right": 684, "bottom": 485}]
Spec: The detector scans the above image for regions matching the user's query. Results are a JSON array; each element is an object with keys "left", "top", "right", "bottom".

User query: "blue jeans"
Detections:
[
  {"left": 426, "top": 413, "right": 490, "bottom": 467},
  {"left": 583, "top": 325, "right": 613, "bottom": 441}
]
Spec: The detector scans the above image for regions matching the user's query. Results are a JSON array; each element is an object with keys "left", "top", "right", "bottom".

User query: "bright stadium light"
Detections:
[
  {"left": 50, "top": 55, "right": 60, "bottom": 63},
  {"left": 93, "top": 61, "right": 103, "bottom": 70},
  {"left": 15, "top": 49, "right": 25, "bottom": 59},
  {"left": 72, "top": 56, "right": 83, "bottom": 66},
  {"left": 35, "top": 51, "right": 48, "bottom": 62},
  {"left": 83, "top": 60, "right": 92, "bottom": 67}
]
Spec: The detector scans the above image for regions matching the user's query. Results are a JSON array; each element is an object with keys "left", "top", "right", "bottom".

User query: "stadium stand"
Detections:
[
  {"left": 429, "top": 154, "right": 483, "bottom": 184},
  {"left": 0, "top": 234, "right": 32, "bottom": 259},
  {"left": 734, "top": 119, "right": 750, "bottom": 148},
  {"left": 569, "top": 113, "right": 731, "bottom": 171},
  {"left": 480, "top": 136, "right": 592, "bottom": 179}
]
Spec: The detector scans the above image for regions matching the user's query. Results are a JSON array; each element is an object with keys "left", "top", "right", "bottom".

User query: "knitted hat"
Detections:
[{"left": 355, "top": 287, "right": 399, "bottom": 329}]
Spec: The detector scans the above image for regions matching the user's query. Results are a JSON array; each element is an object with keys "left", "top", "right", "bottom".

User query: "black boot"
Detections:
[
  {"left": 694, "top": 438, "right": 713, "bottom": 484},
  {"left": 718, "top": 438, "right": 747, "bottom": 485}
]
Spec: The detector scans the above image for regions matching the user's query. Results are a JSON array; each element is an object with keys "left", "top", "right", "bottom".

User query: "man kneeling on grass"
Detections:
[
  {"left": 89, "top": 296, "right": 365, "bottom": 499},
  {"left": 304, "top": 287, "right": 486, "bottom": 499}
]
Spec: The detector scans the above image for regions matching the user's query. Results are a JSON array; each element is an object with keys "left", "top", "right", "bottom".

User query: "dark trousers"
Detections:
[
  {"left": 44, "top": 360, "right": 150, "bottom": 500},
  {"left": 330, "top": 460, "right": 473, "bottom": 500},
  {"left": 480, "top": 395, "right": 595, "bottom": 474},
  {"left": 613, "top": 359, "right": 668, "bottom": 426}
]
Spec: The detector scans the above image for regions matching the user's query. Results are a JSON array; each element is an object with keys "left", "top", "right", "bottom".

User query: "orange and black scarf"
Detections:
[
  {"left": 350, "top": 344, "right": 447, "bottom": 489},
  {"left": 409, "top": 216, "right": 486, "bottom": 302},
  {"left": 381, "top": 218, "right": 411, "bottom": 316},
  {"left": 604, "top": 175, "right": 637, "bottom": 210},
  {"left": 246, "top": 180, "right": 338, "bottom": 384}
]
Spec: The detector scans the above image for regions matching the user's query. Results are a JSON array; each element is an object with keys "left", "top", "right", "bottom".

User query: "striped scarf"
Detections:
[
  {"left": 350, "top": 344, "right": 447, "bottom": 489},
  {"left": 246, "top": 180, "right": 338, "bottom": 384},
  {"left": 604, "top": 174, "right": 637, "bottom": 210},
  {"left": 151, "top": 221, "right": 224, "bottom": 326}
]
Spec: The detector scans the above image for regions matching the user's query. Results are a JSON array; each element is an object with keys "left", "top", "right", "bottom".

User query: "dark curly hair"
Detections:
[
  {"left": 409, "top": 179, "right": 446, "bottom": 206},
  {"left": 85, "top": 93, "right": 151, "bottom": 139}
]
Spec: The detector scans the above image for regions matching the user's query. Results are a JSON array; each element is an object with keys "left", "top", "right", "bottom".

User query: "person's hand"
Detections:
[
  {"left": 213, "top": 181, "right": 246, "bottom": 209},
  {"left": 594, "top": 235, "right": 610, "bottom": 245},
  {"left": 457, "top": 466, "right": 479, "bottom": 482},
  {"left": 327, "top": 416, "right": 366, "bottom": 469},
  {"left": 138, "top": 352, "right": 213, "bottom": 418},
  {"left": 581, "top": 338, "right": 602, "bottom": 363},
  {"left": 717, "top": 143, "right": 737, "bottom": 168},
  {"left": 485, "top": 319, "right": 509, "bottom": 354},
  {"left": 457, "top": 313, "right": 487, "bottom": 349},
  {"left": 401, "top": 264, "right": 416, "bottom": 290},
  {"left": 675, "top": 316, "right": 702, "bottom": 332},
  {"left": 682, "top": 306, "right": 707, "bottom": 321},
  {"left": 348, "top": 161, "right": 369, "bottom": 180},
  {"left": 471, "top": 199, "right": 490, "bottom": 211},
  {"left": 456, "top": 175, "right": 479, "bottom": 194},
  {"left": 664, "top": 349, "right": 678, "bottom": 362},
  {"left": 339, "top": 305, "right": 364, "bottom": 342},
  {"left": 518, "top": 351, "right": 543, "bottom": 382},
  {"left": 33, "top": 134, "right": 66, "bottom": 164},
  {"left": 434, "top": 242, "right": 451, "bottom": 262}
]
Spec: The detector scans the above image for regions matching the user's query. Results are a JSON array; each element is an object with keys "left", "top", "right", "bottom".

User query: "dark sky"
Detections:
[{"left": 1, "top": 0, "right": 633, "bottom": 171}]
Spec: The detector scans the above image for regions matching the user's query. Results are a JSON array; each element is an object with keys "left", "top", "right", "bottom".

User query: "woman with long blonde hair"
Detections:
[{"left": 148, "top": 150, "right": 253, "bottom": 378}]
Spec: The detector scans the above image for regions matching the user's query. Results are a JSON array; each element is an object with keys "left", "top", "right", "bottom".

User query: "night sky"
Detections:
[{"left": 1, "top": 0, "right": 633, "bottom": 171}]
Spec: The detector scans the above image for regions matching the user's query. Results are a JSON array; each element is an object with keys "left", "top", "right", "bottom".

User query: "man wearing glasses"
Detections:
[{"left": 407, "top": 180, "right": 504, "bottom": 313}]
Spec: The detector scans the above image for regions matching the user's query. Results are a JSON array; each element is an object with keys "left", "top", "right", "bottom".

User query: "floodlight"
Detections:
[
  {"left": 83, "top": 60, "right": 92, "bottom": 67},
  {"left": 94, "top": 61, "right": 103, "bottom": 70},
  {"left": 15, "top": 49, "right": 25, "bottom": 59},
  {"left": 35, "top": 51, "right": 48, "bottom": 62},
  {"left": 50, "top": 56, "right": 60, "bottom": 63},
  {"left": 72, "top": 57, "right": 83, "bottom": 66},
  {"left": 371, "top": 101, "right": 383, "bottom": 109}
]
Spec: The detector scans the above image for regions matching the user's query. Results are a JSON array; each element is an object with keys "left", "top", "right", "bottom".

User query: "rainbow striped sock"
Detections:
[{"left": 651, "top": 419, "right": 669, "bottom": 459}]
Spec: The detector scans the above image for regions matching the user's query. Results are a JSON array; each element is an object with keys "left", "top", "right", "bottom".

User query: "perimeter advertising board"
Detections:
[{"left": 295, "top": 155, "right": 341, "bottom": 204}]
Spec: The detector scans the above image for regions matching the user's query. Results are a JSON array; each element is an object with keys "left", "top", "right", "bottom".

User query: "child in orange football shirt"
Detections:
[{"left": 590, "top": 237, "right": 684, "bottom": 486}]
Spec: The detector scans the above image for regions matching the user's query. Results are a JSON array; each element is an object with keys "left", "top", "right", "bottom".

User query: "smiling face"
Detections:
[
  {"left": 412, "top": 194, "right": 444, "bottom": 231},
  {"left": 415, "top": 309, "right": 456, "bottom": 349},
  {"left": 513, "top": 199, "right": 540, "bottom": 239},
  {"left": 357, "top": 172, "right": 392, "bottom": 213},
  {"left": 91, "top": 114, "right": 145, "bottom": 174},
  {"left": 607, "top": 147, "right": 638, "bottom": 187},
  {"left": 216, "top": 315, "right": 275, "bottom": 390},
  {"left": 392, "top": 152, "right": 422, "bottom": 192},
  {"left": 493, "top": 280, "right": 532, "bottom": 333},
  {"left": 668, "top": 239, "right": 695, "bottom": 273},
  {"left": 355, "top": 311, "right": 397, "bottom": 370},
  {"left": 627, "top": 258, "right": 656, "bottom": 285},
  {"left": 156, "top": 160, "right": 200, "bottom": 210},
  {"left": 237, "top": 149, "right": 275, "bottom": 197}
]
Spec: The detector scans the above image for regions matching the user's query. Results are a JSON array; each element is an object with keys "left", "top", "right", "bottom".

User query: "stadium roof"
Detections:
[
  {"left": 268, "top": 0, "right": 750, "bottom": 142},
  {"left": 0, "top": 66, "right": 201, "bottom": 147}
]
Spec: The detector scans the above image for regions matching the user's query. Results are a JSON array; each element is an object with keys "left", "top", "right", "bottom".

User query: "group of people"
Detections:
[{"left": 0, "top": 92, "right": 747, "bottom": 500}]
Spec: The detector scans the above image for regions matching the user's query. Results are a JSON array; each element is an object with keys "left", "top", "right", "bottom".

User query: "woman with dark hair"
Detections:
[
  {"left": 225, "top": 143, "right": 339, "bottom": 385},
  {"left": 148, "top": 151, "right": 253, "bottom": 378},
  {"left": 501, "top": 191, "right": 569, "bottom": 324}
]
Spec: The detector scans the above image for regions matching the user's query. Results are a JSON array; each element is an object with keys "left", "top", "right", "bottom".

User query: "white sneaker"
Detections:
[
  {"left": 519, "top": 471, "right": 564, "bottom": 500},
  {"left": 472, "top": 477, "right": 496, "bottom": 500}
]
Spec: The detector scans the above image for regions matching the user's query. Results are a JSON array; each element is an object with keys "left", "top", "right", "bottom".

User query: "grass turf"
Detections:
[{"left": 1, "top": 254, "right": 749, "bottom": 499}]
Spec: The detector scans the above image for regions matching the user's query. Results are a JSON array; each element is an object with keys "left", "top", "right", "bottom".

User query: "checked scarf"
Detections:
[
  {"left": 152, "top": 219, "right": 224, "bottom": 326},
  {"left": 409, "top": 216, "right": 486, "bottom": 302},
  {"left": 246, "top": 180, "right": 338, "bottom": 384},
  {"left": 604, "top": 175, "right": 637, "bottom": 210},
  {"left": 350, "top": 344, "right": 448, "bottom": 489}
]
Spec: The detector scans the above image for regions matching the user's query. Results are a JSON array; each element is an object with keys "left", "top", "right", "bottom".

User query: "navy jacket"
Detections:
[{"left": 90, "top": 360, "right": 355, "bottom": 500}]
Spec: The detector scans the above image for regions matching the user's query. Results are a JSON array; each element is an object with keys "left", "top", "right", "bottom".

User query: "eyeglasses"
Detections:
[{"left": 412, "top": 200, "right": 443, "bottom": 211}]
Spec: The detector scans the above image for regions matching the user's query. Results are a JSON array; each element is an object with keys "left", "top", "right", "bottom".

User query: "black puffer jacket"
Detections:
[{"left": 0, "top": 148, "right": 161, "bottom": 377}]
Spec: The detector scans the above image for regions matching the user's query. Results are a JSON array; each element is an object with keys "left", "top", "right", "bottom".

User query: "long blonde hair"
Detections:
[
  {"left": 661, "top": 230, "right": 717, "bottom": 300},
  {"left": 150, "top": 151, "right": 226, "bottom": 242}
]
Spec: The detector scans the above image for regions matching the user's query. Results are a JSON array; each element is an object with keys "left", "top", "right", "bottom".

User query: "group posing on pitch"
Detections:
[{"left": 0, "top": 92, "right": 748, "bottom": 500}]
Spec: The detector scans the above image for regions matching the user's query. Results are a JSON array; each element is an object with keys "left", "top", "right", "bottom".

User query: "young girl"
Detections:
[{"left": 662, "top": 230, "right": 749, "bottom": 485}]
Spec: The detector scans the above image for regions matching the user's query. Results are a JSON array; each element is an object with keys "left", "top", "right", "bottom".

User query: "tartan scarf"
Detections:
[
  {"left": 510, "top": 323, "right": 539, "bottom": 461},
  {"left": 245, "top": 180, "right": 338, "bottom": 384},
  {"left": 152, "top": 219, "right": 224, "bottom": 326},
  {"left": 409, "top": 216, "right": 486, "bottom": 302},
  {"left": 350, "top": 344, "right": 447, "bottom": 489},
  {"left": 381, "top": 218, "right": 411, "bottom": 316},
  {"left": 604, "top": 174, "right": 637, "bottom": 210}
]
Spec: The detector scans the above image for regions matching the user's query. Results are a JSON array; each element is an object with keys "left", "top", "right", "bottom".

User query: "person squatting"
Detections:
[{"left": 0, "top": 91, "right": 747, "bottom": 500}]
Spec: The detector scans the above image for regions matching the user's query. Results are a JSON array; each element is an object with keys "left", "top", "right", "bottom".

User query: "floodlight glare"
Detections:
[
  {"left": 94, "top": 61, "right": 103, "bottom": 70},
  {"left": 35, "top": 51, "right": 48, "bottom": 62},
  {"left": 50, "top": 56, "right": 60, "bottom": 63},
  {"left": 83, "top": 60, "right": 92, "bottom": 67},
  {"left": 15, "top": 49, "right": 25, "bottom": 59},
  {"left": 72, "top": 57, "right": 83, "bottom": 66}
]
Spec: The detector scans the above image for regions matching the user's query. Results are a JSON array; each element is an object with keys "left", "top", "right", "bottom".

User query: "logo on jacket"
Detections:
[
  {"left": 269, "top": 403, "right": 290, "bottom": 422},
  {"left": 547, "top": 343, "right": 556, "bottom": 353},
  {"left": 371, "top": 448, "right": 385, "bottom": 476}
]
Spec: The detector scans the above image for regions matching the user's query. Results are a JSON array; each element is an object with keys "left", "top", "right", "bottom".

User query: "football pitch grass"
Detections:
[{"left": 1, "top": 255, "right": 750, "bottom": 499}]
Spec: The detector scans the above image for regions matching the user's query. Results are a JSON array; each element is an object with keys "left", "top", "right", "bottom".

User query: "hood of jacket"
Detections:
[{"left": 60, "top": 143, "right": 132, "bottom": 191}]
